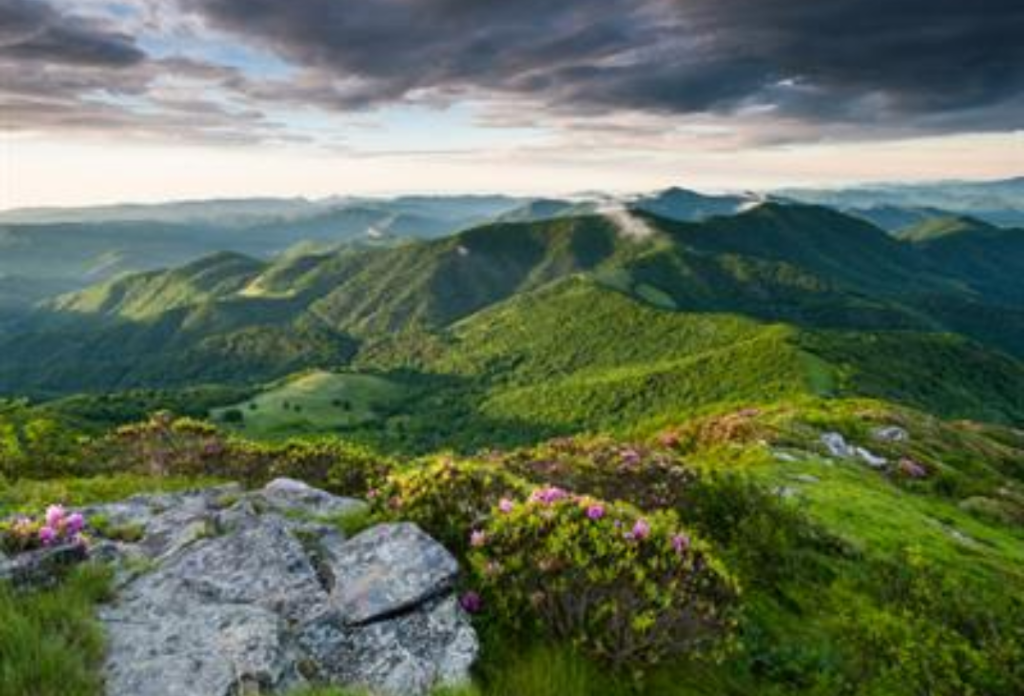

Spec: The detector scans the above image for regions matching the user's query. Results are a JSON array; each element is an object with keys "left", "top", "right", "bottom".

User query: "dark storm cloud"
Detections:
[
  {"left": 2, "top": 0, "right": 1021, "bottom": 142},
  {"left": 0, "top": 0, "right": 145, "bottom": 66},
  {"left": 186, "top": 0, "right": 1024, "bottom": 131}
]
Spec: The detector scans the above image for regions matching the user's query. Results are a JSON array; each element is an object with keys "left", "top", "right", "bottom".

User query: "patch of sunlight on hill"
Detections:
[{"left": 210, "top": 370, "right": 411, "bottom": 439}]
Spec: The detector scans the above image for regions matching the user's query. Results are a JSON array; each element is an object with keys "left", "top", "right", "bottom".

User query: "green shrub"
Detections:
[
  {"left": 468, "top": 486, "right": 738, "bottom": 673},
  {"left": 88, "top": 514, "right": 145, "bottom": 543},
  {"left": 84, "top": 413, "right": 394, "bottom": 492},
  {"left": 678, "top": 472, "right": 846, "bottom": 589},
  {"left": 0, "top": 402, "right": 86, "bottom": 480},
  {"left": 496, "top": 436, "right": 698, "bottom": 511},
  {"left": 375, "top": 458, "right": 529, "bottom": 553}
]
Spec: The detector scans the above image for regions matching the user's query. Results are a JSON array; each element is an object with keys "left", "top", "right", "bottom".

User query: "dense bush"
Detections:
[
  {"left": 0, "top": 402, "right": 85, "bottom": 480},
  {"left": 81, "top": 413, "right": 393, "bottom": 495},
  {"left": 468, "top": 486, "right": 738, "bottom": 672},
  {"left": 493, "top": 437, "right": 697, "bottom": 511},
  {"left": 375, "top": 457, "right": 529, "bottom": 553}
]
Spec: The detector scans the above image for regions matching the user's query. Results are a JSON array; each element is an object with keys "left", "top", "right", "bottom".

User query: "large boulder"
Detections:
[
  {"left": 325, "top": 523, "right": 460, "bottom": 624},
  {"left": 90, "top": 479, "right": 477, "bottom": 696}
]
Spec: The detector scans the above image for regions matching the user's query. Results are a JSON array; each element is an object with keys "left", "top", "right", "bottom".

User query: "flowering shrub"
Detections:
[
  {"left": 489, "top": 436, "right": 698, "bottom": 511},
  {"left": 87, "top": 413, "right": 394, "bottom": 493},
  {"left": 373, "top": 457, "right": 529, "bottom": 553},
  {"left": 468, "top": 486, "right": 738, "bottom": 672},
  {"left": 0, "top": 504, "right": 87, "bottom": 555}
]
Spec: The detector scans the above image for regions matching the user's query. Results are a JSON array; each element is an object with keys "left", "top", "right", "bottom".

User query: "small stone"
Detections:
[
  {"left": 821, "top": 432, "right": 855, "bottom": 458},
  {"left": 872, "top": 425, "right": 909, "bottom": 443},
  {"left": 855, "top": 447, "right": 888, "bottom": 468}
]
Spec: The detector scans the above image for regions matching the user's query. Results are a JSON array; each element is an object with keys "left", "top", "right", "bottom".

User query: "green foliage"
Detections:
[
  {"left": 0, "top": 564, "right": 112, "bottom": 696},
  {"left": 88, "top": 514, "right": 146, "bottom": 543},
  {"left": 85, "top": 412, "right": 394, "bottom": 494},
  {"left": 0, "top": 401, "right": 84, "bottom": 480},
  {"left": 211, "top": 370, "right": 412, "bottom": 439},
  {"left": 469, "top": 488, "right": 738, "bottom": 672},
  {"left": 0, "top": 474, "right": 221, "bottom": 516},
  {"left": 375, "top": 458, "right": 528, "bottom": 553}
]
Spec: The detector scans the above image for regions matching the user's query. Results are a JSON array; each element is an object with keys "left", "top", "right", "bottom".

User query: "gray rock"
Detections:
[
  {"left": 325, "top": 523, "right": 460, "bottom": 625},
  {"left": 103, "top": 598, "right": 290, "bottom": 696},
  {"left": 122, "top": 515, "right": 329, "bottom": 624},
  {"left": 96, "top": 484, "right": 477, "bottom": 696},
  {"left": 300, "top": 596, "right": 478, "bottom": 696},
  {"left": 821, "top": 432, "right": 888, "bottom": 469},
  {"left": 261, "top": 477, "right": 367, "bottom": 519},
  {"left": 855, "top": 447, "right": 888, "bottom": 469},
  {"left": 790, "top": 474, "right": 820, "bottom": 484},
  {"left": 872, "top": 425, "right": 909, "bottom": 443},
  {"left": 821, "top": 432, "right": 855, "bottom": 458},
  {"left": 0, "top": 543, "right": 88, "bottom": 588}
]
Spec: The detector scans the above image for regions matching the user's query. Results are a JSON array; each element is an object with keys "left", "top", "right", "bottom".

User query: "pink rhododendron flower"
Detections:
[
  {"left": 45, "top": 504, "right": 66, "bottom": 528},
  {"left": 530, "top": 486, "right": 568, "bottom": 505},
  {"left": 460, "top": 591, "right": 483, "bottom": 614},
  {"left": 672, "top": 533, "right": 690, "bottom": 554},
  {"left": 620, "top": 448, "right": 642, "bottom": 466},
  {"left": 65, "top": 512, "right": 86, "bottom": 535},
  {"left": 470, "top": 530, "right": 487, "bottom": 548},
  {"left": 38, "top": 526, "right": 57, "bottom": 546},
  {"left": 498, "top": 498, "right": 515, "bottom": 513},
  {"left": 631, "top": 518, "right": 651, "bottom": 540},
  {"left": 586, "top": 504, "right": 605, "bottom": 520}
]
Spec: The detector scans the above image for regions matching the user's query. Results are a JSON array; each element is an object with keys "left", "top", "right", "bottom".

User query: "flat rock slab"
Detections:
[
  {"left": 326, "top": 523, "right": 460, "bottom": 625},
  {"left": 91, "top": 480, "right": 476, "bottom": 696},
  {"left": 261, "top": 477, "right": 367, "bottom": 519},
  {"left": 300, "top": 595, "right": 478, "bottom": 696}
]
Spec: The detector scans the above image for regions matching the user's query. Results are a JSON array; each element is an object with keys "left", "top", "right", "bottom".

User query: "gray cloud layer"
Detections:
[
  {"left": 187, "top": 0, "right": 1024, "bottom": 128},
  {"left": 2, "top": 0, "right": 1022, "bottom": 143},
  {"left": 1, "top": 0, "right": 144, "bottom": 66}
]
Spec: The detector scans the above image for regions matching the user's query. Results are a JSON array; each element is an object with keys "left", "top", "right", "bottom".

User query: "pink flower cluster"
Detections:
[
  {"left": 624, "top": 518, "right": 650, "bottom": 541},
  {"left": 529, "top": 485, "right": 569, "bottom": 505},
  {"left": 39, "top": 504, "right": 86, "bottom": 547}
]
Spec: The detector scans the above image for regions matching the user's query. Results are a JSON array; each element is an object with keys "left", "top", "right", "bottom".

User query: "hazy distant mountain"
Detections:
[
  {"left": 0, "top": 195, "right": 529, "bottom": 302},
  {"left": 778, "top": 177, "right": 1024, "bottom": 227},
  {"left": 630, "top": 187, "right": 756, "bottom": 221}
]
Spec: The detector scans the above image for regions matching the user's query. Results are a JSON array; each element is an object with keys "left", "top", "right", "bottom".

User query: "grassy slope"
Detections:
[
  {"left": 203, "top": 275, "right": 1024, "bottom": 454},
  {"left": 3, "top": 398, "right": 1022, "bottom": 696},
  {"left": 210, "top": 370, "right": 412, "bottom": 438}
]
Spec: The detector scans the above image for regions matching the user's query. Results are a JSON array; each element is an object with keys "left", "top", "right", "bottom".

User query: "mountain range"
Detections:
[{"left": 1, "top": 189, "right": 1022, "bottom": 452}]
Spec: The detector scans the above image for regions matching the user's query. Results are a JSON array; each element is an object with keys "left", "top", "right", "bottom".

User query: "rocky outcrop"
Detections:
[
  {"left": 0, "top": 542, "right": 87, "bottom": 587},
  {"left": 84, "top": 479, "right": 477, "bottom": 696},
  {"left": 820, "top": 432, "right": 888, "bottom": 468}
]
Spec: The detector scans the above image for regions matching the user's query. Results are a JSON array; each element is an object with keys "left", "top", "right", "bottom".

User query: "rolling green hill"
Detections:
[
  {"left": 898, "top": 217, "right": 1024, "bottom": 304},
  {"left": 210, "top": 370, "right": 412, "bottom": 438},
  {"left": 2, "top": 204, "right": 1022, "bottom": 447}
]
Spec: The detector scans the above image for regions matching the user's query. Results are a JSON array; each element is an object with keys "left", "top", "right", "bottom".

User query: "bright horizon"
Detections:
[{"left": 2, "top": 0, "right": 1022, "bottom": 209}]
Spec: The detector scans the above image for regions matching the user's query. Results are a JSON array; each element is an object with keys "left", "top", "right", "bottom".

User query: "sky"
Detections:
[{"left": 1, "top": 0, "right": 1022, "bottom": 208}]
